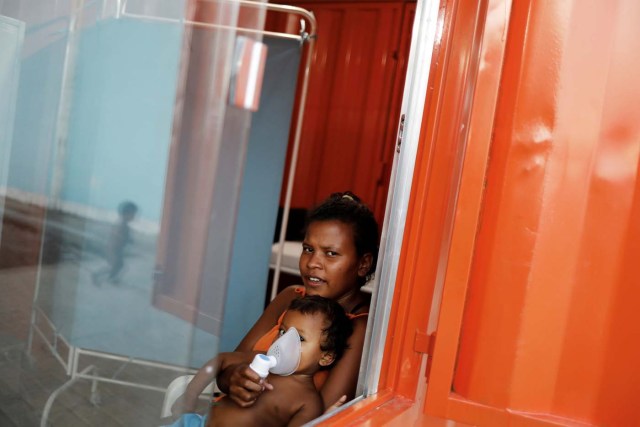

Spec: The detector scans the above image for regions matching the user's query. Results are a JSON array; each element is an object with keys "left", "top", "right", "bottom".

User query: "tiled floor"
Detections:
[
  {"left": 0, "top": 203, "right": 214, "bottom": 426},
  {"left": 0, "top": 265, "right": 202, "bottom": 426}
]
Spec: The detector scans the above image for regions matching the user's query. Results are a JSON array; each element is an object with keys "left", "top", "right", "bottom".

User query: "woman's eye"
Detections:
[
  {"left": 302, "top": 246, "right": 313, "bottom": 253},
  {"left": 326, "top": 251, "right": 337, "bottom": 257},
  {"left": 278, "top": 329, "right": 285, "bottom": 336},
  {"left": 299, "top": 336, "right": 305, "bottom": 342}
]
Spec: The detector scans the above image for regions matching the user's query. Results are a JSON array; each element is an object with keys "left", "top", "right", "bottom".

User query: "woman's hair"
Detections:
[
  {"left": 304, "top": 191, "right": 379, "bottom": 281},
  {"left": 288, "top": 295, "right": 353, "bottom": 363}
]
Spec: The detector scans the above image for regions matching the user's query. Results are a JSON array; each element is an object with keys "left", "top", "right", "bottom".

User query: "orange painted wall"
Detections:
[
  {"left": 269, "top": 1, "right": 415, "bottom": 223},
  {"left": 451, "top": 0, "right": 640, "bottom": 425}
]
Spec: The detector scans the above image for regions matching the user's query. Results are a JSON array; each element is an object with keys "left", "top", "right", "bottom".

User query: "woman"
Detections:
[{"left": 172, "top": 191, "right": 379, "bottom": 420}]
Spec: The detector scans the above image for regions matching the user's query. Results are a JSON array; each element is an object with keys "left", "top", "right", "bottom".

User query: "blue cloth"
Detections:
[{"left": 164, "top": 413, "right": 207, "bottom": 427}]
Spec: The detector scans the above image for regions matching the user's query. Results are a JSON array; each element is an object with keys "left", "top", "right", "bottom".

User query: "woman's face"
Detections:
[{"left": 299, "top": 220, "right": 371, "bottom": 302}]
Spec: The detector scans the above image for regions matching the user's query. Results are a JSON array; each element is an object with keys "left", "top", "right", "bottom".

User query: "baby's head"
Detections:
[{"left": 278, "top": 296, "right": 353, "bottom": 375}]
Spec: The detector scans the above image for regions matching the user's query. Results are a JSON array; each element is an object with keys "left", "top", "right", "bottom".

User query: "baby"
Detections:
[{"left": 168, "top": 295, "right": 353, "bottom": 427}]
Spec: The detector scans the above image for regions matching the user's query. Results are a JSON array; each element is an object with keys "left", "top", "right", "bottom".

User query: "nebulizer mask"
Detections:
[{"left": 249, "top": 327, "right": 301, "bottom": 378}]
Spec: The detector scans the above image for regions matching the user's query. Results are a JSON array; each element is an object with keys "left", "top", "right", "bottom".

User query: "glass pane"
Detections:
[{"left": 0, "top": 0, "right": 302, "bottom": 425}]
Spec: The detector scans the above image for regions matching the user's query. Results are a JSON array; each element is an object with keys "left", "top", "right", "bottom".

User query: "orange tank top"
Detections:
[{"left": 252, "top": 286, "right": 368, "bottom": 389}]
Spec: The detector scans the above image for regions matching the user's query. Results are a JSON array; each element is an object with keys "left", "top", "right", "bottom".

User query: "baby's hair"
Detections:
[
  {"left": 288, "top": 295, "right": 353, "bottom": 363},
  {"left": 305, "top": 191, "right": 379, "bottom": 280}
]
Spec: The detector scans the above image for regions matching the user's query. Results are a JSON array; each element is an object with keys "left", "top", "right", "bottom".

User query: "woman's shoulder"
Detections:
[
  {"left": 265, "top": 285, "right": 304, "bottom": 315},
  {"left": 348, "top": 290, "right": 371, "bottom": 317},
  {"left": 278, "top": 285, "right": 305, "bottom": 300}
]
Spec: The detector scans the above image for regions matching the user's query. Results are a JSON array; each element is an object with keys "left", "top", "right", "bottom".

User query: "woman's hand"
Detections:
[{"left": 225, "top": 363, "right": 273, "bottom": 407}]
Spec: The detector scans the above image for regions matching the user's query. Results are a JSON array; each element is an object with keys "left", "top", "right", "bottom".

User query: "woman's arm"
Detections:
[
  {"left": 318, "top": 316, "right": 368, "bottom": 409},
  {"left": 234, "top": 285, "right": 300, "bottom": 351},
  {"left": 216, "top": 286, "right": 299, "bottom": 405}
]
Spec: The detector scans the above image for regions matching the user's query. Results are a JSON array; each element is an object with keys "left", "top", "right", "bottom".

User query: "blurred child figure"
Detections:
[
  {"left": 92, "top": 200, "right": 138, "bottom": 285},
  {"left": 166, "top": 295, "right": 353, "bottom": 427}
]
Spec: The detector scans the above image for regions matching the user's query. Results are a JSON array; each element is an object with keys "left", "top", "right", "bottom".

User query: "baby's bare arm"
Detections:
[
  {"left": 171, "top": 354, "right": 224, "bottom": 415},
  {"left": 173, "top": 352, "right": 251, "bottom": 414}
]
